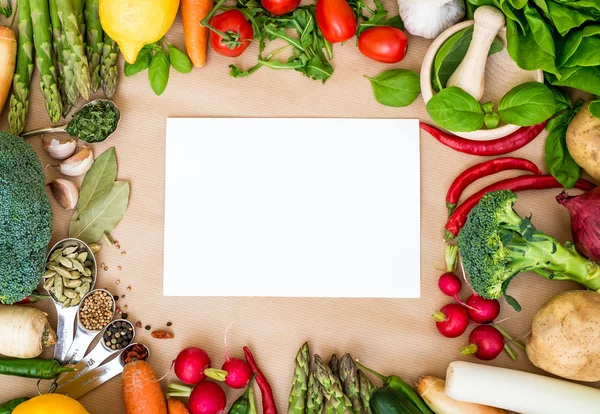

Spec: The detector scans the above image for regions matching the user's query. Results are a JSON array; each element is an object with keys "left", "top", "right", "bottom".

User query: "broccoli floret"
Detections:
[
  {"left": 0, "top": 132, "right": 52, "bottom": 304},
  {"left": 458, "top": 190, "right": 600, "bottom": 301}
]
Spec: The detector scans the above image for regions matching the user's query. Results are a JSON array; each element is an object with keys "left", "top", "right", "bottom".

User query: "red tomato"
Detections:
[
  {"left": 209, "top": 10, "right": 254, "bottom": 57},
  {"left": 262, "top": 0, "right": 301, "bottom": 15},
  {"left": 358, "top": 26, "right": 408, "bottom": 63},
  {"left": 315, "top": 0, "right": 357, "bottom": 44}
]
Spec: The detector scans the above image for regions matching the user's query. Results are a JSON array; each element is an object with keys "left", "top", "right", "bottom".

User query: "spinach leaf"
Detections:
[
  {"left": 148, "top": 49, "right": 170, "bottom": 96},
  {"left": 589, "top": 99, "right": 600, "bottom": 120},
  {"left": 366, "top": 69, "right": 420, "bottom": 108},
  {"left": 547, "top": 66, "right": 600, "bottom": 95},
  {"left": 498, "top": 82, "right": 556, "bottom": 126},
  {"left": 524, "top": 5, "right": 555, "bottom": 58},
  {"left": 426, "top": 87, "right": 484, "bottom": 132},
  {"left": 124, "top": 46, "right": 153, "bottom": 77},
  {"left": 548, "top": 85, "right": 572, "bottom": 113},
  {"left": 547, "top": 1, "right": 596, "bottom": 36},
  {"left": 168, "top": 45, "right": 193, "bottom": 74},
  {"left": 558, "top": 26, "right": 600, "bottom": 68},
  {"left": 545, "top": 121, "right": 581, "bottom": 189},
  {"left": 506, "top": 18, "right": 559, "bottom": 76}
]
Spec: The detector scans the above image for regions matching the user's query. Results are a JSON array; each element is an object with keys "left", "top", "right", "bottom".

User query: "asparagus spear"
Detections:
[
  {"left": 49, "top": 0, "right": 75, "bottom": 115},
  {"left": 339, "top": 354, "right": 366, "bottom": 414},
  {"left": 324, "top": 399, "right": 336, "bottom": 414},
  {"left": 358, "top": 370, "right": 375, "bottom": 414},
  {"left": 55, "top": 0, "right": 90, "bottom": 100},
  {"left": 306, "top": 365, "right": 323, "bottom": 414},
  {"left": 288, "top": 342, "right": 310, "bottom": 414},
  {"left": 100, "top": 33, "right": 118, "bottom": 98},
  {"left": 71, "top": 0, "right": 85, "bottom": 34},
  {"left": 314, "top": 354, "right": 352, "bottom": 414},
  {"left": 84, "top": 0, "right": 102, "bottom": 92},
  {"left": 329, "top": 354, "right": 340, "bottom": 381},
  {"left": 8, "top": 0, "right": 34, "bottom": 135},
  {"left": 29, "top": 0, "right": 62, "bottom": 123}
]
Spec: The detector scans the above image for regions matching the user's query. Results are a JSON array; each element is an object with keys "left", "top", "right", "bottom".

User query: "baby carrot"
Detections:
[
  {"left": 182, "top": 0, "right": 213, "bottom": 68},
  {"left": 167, "top": 397, "right": 191, "bottom": 414},
  {"left": 122, "top": 360, "right": 167, "bottom": 414}
]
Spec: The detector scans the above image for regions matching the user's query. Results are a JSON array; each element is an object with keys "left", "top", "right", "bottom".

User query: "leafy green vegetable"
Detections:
[
  {"left": 349, "top": 0, "right": 403, "bottom": 37},
  {"left": 426, "top": 87, "right": 484, "bottom": 132},
  {"left": 124, "top": 45, "right": 153, "bottom": 77},
  {"left": 0, "top": 1, "right": 11, "bottom": 17},
  {"left": 545, "top": 111, "right": 580, "bottom": 188},
  {"left": 77, "top": 147, "right": 118, "bottom": 217},
  {"left": 589, "top": 99, "right": 600, "bottom": 120},
  {"left": 168, "top": 45, "right": 193, "bottom": 74},
  {"left": 549, "top": 85, "right": 571, "bottom": 113},
  {"left": 65, "top": 100, "right": 118, "bottom": 143},
  {"left": 498, "top": 82, "right": 556, "bottom": 126},
  {"left": 365, "top": 69, "right": 420, "bottom": 108},
  {"left": 149, "top": 49, "right": 170, "bottom": 96}
]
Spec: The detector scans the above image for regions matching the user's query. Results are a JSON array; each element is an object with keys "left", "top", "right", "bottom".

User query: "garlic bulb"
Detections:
[
  {"left": 48, "top": 179, "right": 79, "bottom": 210},
  {"left": 57, "top": 146, "right": 94, "bottom": 177},
  {"left": 398, "top": 0, "right": 466, "bottom": 39},
  {"left": 42, "top": 136, "right": 77, "bottom": 160}
]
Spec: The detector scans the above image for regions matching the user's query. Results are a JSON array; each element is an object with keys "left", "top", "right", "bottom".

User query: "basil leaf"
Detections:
[
  {"left": 484, "top": 112, "right": 500, "bottom": 129},
  {"left": 481, "top": 101, "right": 494, "bottom": 114},
  {"left": 546, "top": 110, "right": 573, "bottom": 133},
  {"left": 545, "top": 123, "right": 581, "bottom": 189},
  {"left": 148, "top": 50, "right": 170, "bottom": 96},
  {"left": 548, "top": 85, "right": 571, "bottom": 113},
  {"left": 168, "top": 45, "right": 193, "bottom": 74},
  {"left": 426, "top": 87, "right": 484, "bottom": 132},
  {"left": 590, "top": 99, "right": 600, "bottom": 120},
  {"left": 124, "top": 46, "right": 152, "bottom": 77},
  {"left": 77, "top": 147, "right": 118, "bottom": 217},
  {"left": 365, "top": 69, "right": 420, "bottom": 108},
  {"left": 498, "top": 82, "right": 556, "bottom": 126}
]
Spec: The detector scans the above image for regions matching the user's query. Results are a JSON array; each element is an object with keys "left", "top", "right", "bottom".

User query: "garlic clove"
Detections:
[
  {"left": 58, "top": 146, "right": 94, "bottom": 177},
  {"left": 42, "top": 136, "right": 77, "bottom": 160},
  {"left": 48, "top": 179, "right": 79, "bottom": 210}
]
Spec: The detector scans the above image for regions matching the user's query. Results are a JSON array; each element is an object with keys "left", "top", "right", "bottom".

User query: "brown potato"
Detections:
[
  {"left": 527, "top": 290, "right": 600, "bottom": 381},
  {"left": 566, "top": 101, "right": 600, "bottom": 182}
]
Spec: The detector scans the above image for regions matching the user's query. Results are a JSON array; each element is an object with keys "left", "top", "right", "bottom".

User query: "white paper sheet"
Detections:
[{"left": 164, "top": 118, "right": 420, "bottom": 298}]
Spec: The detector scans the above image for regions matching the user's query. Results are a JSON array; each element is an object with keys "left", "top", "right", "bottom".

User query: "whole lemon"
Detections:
[
  {"left": 13, "top": 394, "right": 89, "bottom": 414},
  {"left": 99, "top": 0, "right": 180, "bottom": 64}
]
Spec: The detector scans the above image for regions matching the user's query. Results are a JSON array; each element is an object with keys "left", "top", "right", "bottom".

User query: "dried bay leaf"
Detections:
[
  {"left": 69, "top": 181, "right": 130, "bottom": 243},
  {"left": 76, "top": 147, "right": 118, "bottom": 217}
]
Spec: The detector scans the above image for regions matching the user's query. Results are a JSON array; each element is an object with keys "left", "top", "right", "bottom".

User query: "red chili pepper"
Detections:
[
  {"left": 444, "top": 175, "right": 595, "bottom": 240},
  {"left": 446, "top": 158, "right": 543, "bottom": 215},
  {"left": 243, "top": 346, "right": 277, "bottom": 414},
  {"left": 420, "top": 121, "right": 547, "bottom": 156},
  {"left": 13, "top": 292, "right": 50, "bottom": 305}
]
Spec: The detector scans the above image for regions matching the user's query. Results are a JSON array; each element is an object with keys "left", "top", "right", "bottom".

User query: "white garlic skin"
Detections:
[
  {"left": 48, "top": 179, "right": 79, "bottom": 210},
  {"left": 398, "top": 0, "right": 466, "bottom": 39},
  {"left": 42, "top": 136, "right": 77, "bottom": 160},
  {"left": 58, "top": 146, "right": 94, "bottom": 177}
]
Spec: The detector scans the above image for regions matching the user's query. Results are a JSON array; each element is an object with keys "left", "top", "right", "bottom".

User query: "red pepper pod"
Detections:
[{"left": 243, "top": 346, "right": 277, "bottom": 414}]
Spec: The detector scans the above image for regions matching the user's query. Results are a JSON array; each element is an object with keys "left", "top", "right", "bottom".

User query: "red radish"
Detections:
[
  {"left": 466, "top": 294, "right": 500, "bottom": 324},
  {"left": 437, "top": 272, "right": 472, "bottom": 308},
  {"left": 174, "top": 347, "right": 212, "bottom": 385},
  {"left": 432, "top": 304, "right": 469, "bottom": 338},
  {"left": 460, "top": 325, "right": 504, "bottom": 361},
  {"left": 168, "top": 381, "right": 227, "bottom": 414},
  {"left": 221, "top": 357, "right": 252, "bottom": 389}
]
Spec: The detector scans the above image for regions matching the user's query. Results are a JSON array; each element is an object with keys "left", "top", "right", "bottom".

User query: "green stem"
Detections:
[
  {"left": 459, "top": 344, "right": 478, "bottom": 356},
  {"left": 201, "top": 0, "right": 231, "bottom": 39},
  {"left": 205, "top": 368, "right": 228, "bottom": 382},
  {"left": 354, "top": 361, "right": 387, "bottom": 384},
  {"left": 504, "top": 343, "right": 517, "bottom": 360},
  {"left": 166, "top": 383, "right": 192, "bottom": 398}
]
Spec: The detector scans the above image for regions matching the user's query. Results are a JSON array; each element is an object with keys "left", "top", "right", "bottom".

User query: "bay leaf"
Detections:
[
  {"left": 69, "top": 181, "right": 130, "bottom": 244},
  {"left": 76, "top": 147, "right": 118, "bottom": 217}
]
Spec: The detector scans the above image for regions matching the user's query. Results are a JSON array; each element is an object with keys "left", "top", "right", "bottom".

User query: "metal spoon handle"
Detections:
[
  {"left": 55, "top": 342, "right": 111, "bottom": 386},
  {"left": 54, "top": 357, "right": 124, "bottom": 400},
  {"left": 63, "top": 327, "right": 98, "bottom": 366},
  {"left": 21, "top": 125, "right": 67, "bottom": 138},
  {"left": 53, "top": 306, "right": 78, "bottom": 364}
]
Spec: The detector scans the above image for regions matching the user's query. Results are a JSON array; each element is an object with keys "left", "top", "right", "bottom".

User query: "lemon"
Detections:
[
  {"left": 99, "top": 0, "right": 180, "bottom": 64},
  {"left": 13, "top": 394, "right": 89, "bottom": 414}
]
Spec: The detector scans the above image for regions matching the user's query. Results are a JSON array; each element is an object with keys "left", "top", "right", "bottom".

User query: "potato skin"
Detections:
[
  {"left": 527, "top": 290, "right": 600, "bottom": 382},
  {"left": 567, "top": 101, "right": 600, "bottom": 182}
]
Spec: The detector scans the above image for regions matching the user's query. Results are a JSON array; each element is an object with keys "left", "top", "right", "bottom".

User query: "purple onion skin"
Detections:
[{"left": 557, "top": 187, "right": 600, "bottom": 262}]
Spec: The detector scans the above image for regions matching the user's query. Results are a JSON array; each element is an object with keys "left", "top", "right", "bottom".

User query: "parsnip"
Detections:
[
  {"left": 0, "top": 304, "right": 57, "bottom": 358},
  {"left": 0, "top": 26, "right": 16, "bottom": 113}
]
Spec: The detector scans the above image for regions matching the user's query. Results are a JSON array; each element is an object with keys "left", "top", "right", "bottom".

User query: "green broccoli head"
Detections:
[{"left": 0, "top": 132, "right": 53, "bottom": 304}]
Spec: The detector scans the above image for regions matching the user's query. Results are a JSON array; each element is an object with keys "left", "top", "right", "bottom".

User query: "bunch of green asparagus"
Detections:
[
  {"left": 288, "top": 343, "right": 375, "bottom": 414},
  {"left": 8, "top": 0, "right": 119, "bottom": 135}
]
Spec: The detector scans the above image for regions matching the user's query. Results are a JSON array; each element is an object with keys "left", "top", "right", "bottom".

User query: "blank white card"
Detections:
[{"left": 164, "top": 118, "right": 420, "bottom": 298}]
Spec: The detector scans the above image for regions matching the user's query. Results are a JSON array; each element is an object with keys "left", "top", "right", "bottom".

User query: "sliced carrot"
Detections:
[
  {"left": 122, "top": 360, "right": 167, "bottom": 414},
  {"left": 182, "top": 0, "right": 213, "bottom": 68},
  {"left": 168, "top": 397, "right": 191, "bottom": 414}
]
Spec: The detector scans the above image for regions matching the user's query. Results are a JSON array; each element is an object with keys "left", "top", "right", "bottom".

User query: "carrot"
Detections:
[
  {"left": 182, "top": 0, "right": 213, "bottom": 68},
  {"left": 122, "top": 360, "right": 167, "bottom": 414},
  {"left": 168, "top": 397, "right": 191, "bottom": 414}
]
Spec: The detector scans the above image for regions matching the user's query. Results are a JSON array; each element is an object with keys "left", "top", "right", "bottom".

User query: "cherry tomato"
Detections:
[
  {"left": 358, "top": 26, "right": 408, "bottom": 63},
  {"left": 262, "top": 0, "right": 301, "bottom": 15},
  {"left": 315, "top": 0, "right": 357, "bottom": 44},
  {"left": 209, "top": 10, "right": 254, "bottom": 57}
]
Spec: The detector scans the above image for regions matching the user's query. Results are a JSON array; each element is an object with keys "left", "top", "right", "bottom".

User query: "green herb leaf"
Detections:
[
  {"left": 426, "top": 87, "right": 484, "bottom": 132},
  {"left": 77, "top": 147, "right": 118, "bottom": 217},
  {"left": 589, "top": 99, "right": 600, "bottom": 120},
  {"left": 124, "top": 46, "right": 153, "bottom": 77},
  {"left": 365, "top": 69, "right": 420, "bottom": 108},
  {"left": 168, "top": 45, "right": 193, "bottom": 74},
  {"left": 148, "top": 50, "right": 170, "bottom": 96},
  {"left": 484, "top": 112, "right": 500, "bottom": 129},
  {"left": 69, "top": 181, "right": 130, "bottom": 244},
  {"left": 64, "top": 101, "right": 118, "bottom": 143},
  {"left": 545, "top": 123, "right": 581, "bottom": 189},
  {"left": 548, "top": 85, "right": 571, "bottom": 113},
  {"left": 481, "top": 101, "right": 495, "bottom": 114},
  {"left": 498, "top": 82, "right": 556, "bottom": 126}
]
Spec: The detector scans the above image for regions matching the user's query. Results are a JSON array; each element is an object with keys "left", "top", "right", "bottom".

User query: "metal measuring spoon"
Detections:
[
  {"left": 62, "top": 289, "right": 116, "bottom": 365},
  {"left": 21, "top": 99, "right": 121, "bottom": 139},
  {"left": 46, "top": 238, "right": 97, "bottom": 365},
  {"left": 54, "top": 343, "right": 149, "bottom": 400},
  {"left": 54, "top": 319, "right": 135, "bottom": 388}
]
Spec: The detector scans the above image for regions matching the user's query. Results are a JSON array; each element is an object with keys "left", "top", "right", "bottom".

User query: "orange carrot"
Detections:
[
  {"left": 168, "top": 397, "right": 191, "bottom": 414},
  {"left": 182, "top": 0, "right": 213, "bottom": 68},
  {"left": 122, "top": 360, "right": 167, "bottom": 414}
]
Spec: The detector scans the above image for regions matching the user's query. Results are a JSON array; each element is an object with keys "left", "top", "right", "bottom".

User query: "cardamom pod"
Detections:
[
  {"left": 66, "top": 253, "right": 78, "bottom": 259},
  {"left": 58, "top": 257, "right": 73, "bottom": 268},
  {"left": 54, "top": 274, "right": 63, "bottom": 299},
  {"left": 88, "top": 243, "right": 101, "bottom": 254},
  {"left": 64, "top": 289, "right": 78, "bottom": 299},
  {"left": 49, "top": 249, "right": 63, "bottom": 262},
  {"left": 63, "top": 246, "right": 78, "bottom": 255},
  {"left": 72, "top": 260, "right": 85, "bottom": 273},
  {"left": 43, "top": 270, "right": 56, "bottom": 279},
  {"left": 77, "top": 252, "right": 88, "bottom": 262}
]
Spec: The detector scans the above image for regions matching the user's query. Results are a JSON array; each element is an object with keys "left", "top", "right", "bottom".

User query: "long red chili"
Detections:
[
  {"left": 446, "top": 158, "right": 543, "bottom": 215},
  {"left": 243, "top": 346, "right": 277, "bottom": 414},
  {"left": 420, "top": 121, "right": 547, "bottom": 156},
  {"left": 444, "top": 175, "right": 595, "bottom": 240},
  {"left": 12, "top": 292, "right": 50, "bottom": 305}
]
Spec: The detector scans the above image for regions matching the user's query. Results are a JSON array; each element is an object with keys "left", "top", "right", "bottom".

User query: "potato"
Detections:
[
  {"left": 566, "top": 101, "right": 600, "bottom": 182},
  {"left": 527, "top": 290, "right": 600, "bottom": 382}
]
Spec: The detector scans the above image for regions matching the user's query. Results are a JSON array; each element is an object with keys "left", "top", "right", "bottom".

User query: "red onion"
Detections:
[{"left": 557, "top": 187, "right": 600, "bottom": 261}]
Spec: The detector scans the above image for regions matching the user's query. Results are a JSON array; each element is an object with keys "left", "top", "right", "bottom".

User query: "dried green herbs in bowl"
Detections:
[{"left": 65, "top": 100, "right": 120, "bottom": 143}]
